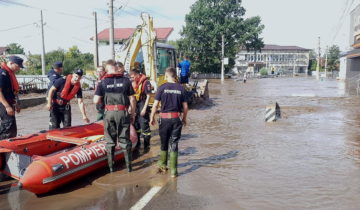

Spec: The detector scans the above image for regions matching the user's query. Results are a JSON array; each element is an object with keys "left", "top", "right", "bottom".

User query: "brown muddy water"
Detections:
[{"left": 1, "top": 77, "right": 360, "bottom": 209}]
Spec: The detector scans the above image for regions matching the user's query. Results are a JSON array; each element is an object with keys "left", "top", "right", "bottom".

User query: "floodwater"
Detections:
[{"left": 2, "top": 76, "right": 360, "bottom": 209}]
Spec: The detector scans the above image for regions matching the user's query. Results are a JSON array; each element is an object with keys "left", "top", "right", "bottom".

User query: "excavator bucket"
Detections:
[{"left": 186, "top": 79, "right": 209, "bottom": 106}]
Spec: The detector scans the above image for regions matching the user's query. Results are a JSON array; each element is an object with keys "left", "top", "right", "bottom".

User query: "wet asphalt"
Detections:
[{"left": 2, "top": 76, "right": 360, "bottom": 209}]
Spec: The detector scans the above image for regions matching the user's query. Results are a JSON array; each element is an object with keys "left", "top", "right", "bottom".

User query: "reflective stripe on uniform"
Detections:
[{"left": 142, "top": 132, "right": 151, "bottom": 136}]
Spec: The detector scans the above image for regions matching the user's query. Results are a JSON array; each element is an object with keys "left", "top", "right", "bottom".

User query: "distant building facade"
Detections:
[
  {"left": 91, "top": 27, "right": 173, "bottom": 63},
  {"left": 340, "top": 4, "right": 360, "bottom": 94},
  {"left": 234, "top": 44, "right": 310, "bottom": 75}
]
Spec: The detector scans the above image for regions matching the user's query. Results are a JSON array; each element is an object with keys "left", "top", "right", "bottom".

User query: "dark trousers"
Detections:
[
  {"left": 49, "top": 104, "right": 71, "bottom": 130},
  {"left": 159, "top": 118, "right": 182, "bottom": 152},
  {"left": 134, "top": 101, "right": 151, "bottom": 138},
  {"left": 96, "top": 104, "right": 105, "bottom": 121},
  {"left": 104, "top": 110, "right": 132, "bottom": 151},
  {"left": 180, "top": 76, "right": 189, "bottom": 84},
  {"left": 0, "top": 104, "right": 17, "bottom": 140},
  {"left": 96, "top": 109, "right": 105, "bottom": 121}
]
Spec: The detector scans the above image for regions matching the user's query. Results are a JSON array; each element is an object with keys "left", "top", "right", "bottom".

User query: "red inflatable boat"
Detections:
[{"left": 0, "top": 122, "right": 137, "bottom": 194}]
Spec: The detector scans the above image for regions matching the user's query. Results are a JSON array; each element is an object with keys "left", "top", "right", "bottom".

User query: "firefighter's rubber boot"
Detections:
[
  {"left": 157, "top": 151, "right": 168, "bottom": 173},
  {"left": 106, "top": 147, "right": 115, "bottom": 173},
  {"left": 124, "top": 148, "right": 132, "bottom": 172},
  {"left": 143, "top": 136, "right": 151, "bottom": 152},
  {"left": 169, "top": 152, "right": 178, "bottom": 178}
]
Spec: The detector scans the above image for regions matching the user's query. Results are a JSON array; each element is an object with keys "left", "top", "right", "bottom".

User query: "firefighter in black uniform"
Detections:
[
  {"left": 47, "top": 61, "right": 63, "bottom": 90},
  {"left": 150, "top": 67, "right": 188, "bottom": 177},
  {"left": 0, "top": 56, "right": 23, "bottom": 140},
  {"left": 95, "top": 66, "right": 106, "bottom": 121},
  {"left": 47, "top": 69, "right": 90, "bottom": 129},
  {"left": 129, "top": 69, "right": 152, "bottom": 152},
  {"left": 93, "top": 60, "right": 136, "bottom": 173}
]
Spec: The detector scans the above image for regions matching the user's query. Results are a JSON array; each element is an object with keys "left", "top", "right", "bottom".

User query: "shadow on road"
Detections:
[
  {"left": 190, "top": 98, "right": 217, "bottom": 110},
  {"left": 178, "top": 150, "right": 239, "bottom": 176}
]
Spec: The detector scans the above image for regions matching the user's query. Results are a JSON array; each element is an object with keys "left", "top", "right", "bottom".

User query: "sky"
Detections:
[{"left": 0, "top": 0, "right": 356, "bottom": 55}]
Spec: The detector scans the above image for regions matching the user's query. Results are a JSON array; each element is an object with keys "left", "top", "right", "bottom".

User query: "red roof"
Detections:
[{"left": 92, "top": 27, "right": 173, "bottom": 41}]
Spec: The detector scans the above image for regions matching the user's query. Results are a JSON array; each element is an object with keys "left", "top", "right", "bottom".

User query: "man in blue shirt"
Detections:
[{"left": 178, "top": 56, "right": 191, "bottom": 84}]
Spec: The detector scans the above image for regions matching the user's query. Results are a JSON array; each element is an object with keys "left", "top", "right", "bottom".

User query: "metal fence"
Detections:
[
  {"left": 17, "top": 75, "right": 48, "bottom": 92},
  {"left": 191, "top": 73, "right": 232, "bottom": 79},
  {"left": 16, "top": 75, "right": 96, "bottom": 92}
]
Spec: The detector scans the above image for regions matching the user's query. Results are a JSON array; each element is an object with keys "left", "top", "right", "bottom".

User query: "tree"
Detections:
[
  {"left": 179, "top": 0, "right": 264, "bottom": 73},
  {"left": 45, "top": 49, "right": 65, "bottom": 70},
  {"left": 6, "top": 43, "right": 25, "bottom": 55},
  {"left": 326, "top": 45, "right": 340, "bottom": 72},
  {"left": 19, "top": 46, "right": 94, "bottom": 75},
  {"left": 20, "top": 54, "right": 42, "bottom": 75},
  {"left": 309, "top": 49, "right": 317, "bottom": 71},
  {"left": 66, "top": 45, "right": 81, "bottom": 59},
  {"left": 63, "top": 46, "right": 93, "bottom": 74}
]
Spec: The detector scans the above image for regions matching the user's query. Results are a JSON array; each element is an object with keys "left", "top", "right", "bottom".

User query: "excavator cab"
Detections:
[
  {"left": 155, "top": 43, "right": 177, "bottom": 86},
  {"left": 130, "top": 42, "right": 177, "bottom": 89},
  {"left": 132, "top": 43, "right": 177, "bottom": 106}
]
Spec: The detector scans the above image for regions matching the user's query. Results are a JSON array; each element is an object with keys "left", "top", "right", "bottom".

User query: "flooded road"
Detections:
[{"left": 2, "top": 76, "right": 360, "bottom": 209}]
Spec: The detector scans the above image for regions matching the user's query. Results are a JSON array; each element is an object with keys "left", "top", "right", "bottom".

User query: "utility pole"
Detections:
[
  {"left": 93, "top": 11, "right": 99, "bottom": 68},
  {"left": 40, "top": 10, "right": 46, "bottom": 76},
  {"left": 109, "top": 0, "right": 115, "bottom": 60},
  {"left": 293, "top": 53, "right": 296, "bottom": 77},
  {"left": 324, "top": 46, "right": 328, "bottom": 78},
  {"left": 316, "top": 37, "right": 321, "bottom": 80},
  {"left": 221, "top": 34, "right": 225, "bottom": 82}
]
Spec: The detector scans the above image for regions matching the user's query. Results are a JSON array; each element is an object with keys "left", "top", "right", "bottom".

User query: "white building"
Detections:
[
  {"left": 340, "top": 4, "right": 360, "bottom": 94},
  {"left": 234, "top": 44, "right": 311, "bottom": 75}
]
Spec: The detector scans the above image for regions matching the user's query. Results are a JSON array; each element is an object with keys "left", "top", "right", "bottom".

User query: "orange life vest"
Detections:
[
  {"left": 60, "top": 75, "right": 81, "bottom": 101},
  {"left": 133, "top": 74, "right": 148, "bottom": 101},
  {"left": 1, "top": 62, "right": 20, "bottom": 94},
  {"left": 102, "top": 72, "right": 123, "bottom": 79}
]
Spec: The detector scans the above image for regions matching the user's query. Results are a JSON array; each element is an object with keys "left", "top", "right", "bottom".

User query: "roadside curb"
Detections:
[{"left": 20, "top": 97, "right": 46, "bottom": 109}]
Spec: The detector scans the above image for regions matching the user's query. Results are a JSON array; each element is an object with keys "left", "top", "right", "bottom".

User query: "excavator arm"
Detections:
[{"left": 116, "top": 13, "right": 157, "bottom": 89}]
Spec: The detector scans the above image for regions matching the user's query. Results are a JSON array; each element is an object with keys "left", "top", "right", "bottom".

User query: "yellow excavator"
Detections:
[{"left": 116, "top": 13, "right": 209, "bottom": 105}]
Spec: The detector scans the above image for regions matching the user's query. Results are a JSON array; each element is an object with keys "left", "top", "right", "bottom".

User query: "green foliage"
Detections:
[
  {"left": 308, "top": 49, "right": 317, "bottom": 71},
  {"left": 260, "top": 68, "right": 268, "bottom": 76},
  {"left": 309, "top": 59, "right": 317, "bottom": 71},
  {"left": 21, "top": 46, "right": 94, "bottom": 75},
  {"left": 6, "top": 43, "right": 25, "bottom": 55},
  {"left": 179, "top": 0, "right": 264, "bottom": 73},
  {"left": 45, "top": 49, "right": 65, "bottom": 70},
  {"left": 66, "top": 46, "right": 81, "bottom": 58},
  {"left": 326, "top": 45, "right": 340, "bottom": 71},
  {"left": 0, "top": 56, "right": 5, "bottom": 63},
  {"left": 309, "top": 46, "right": 340, "bottom": 72},
  {"left": 19, "top": 54, "right": 42, "bottom": 75}
]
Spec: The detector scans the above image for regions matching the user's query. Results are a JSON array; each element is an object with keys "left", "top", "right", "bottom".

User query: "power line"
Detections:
[
  {"left": 0, "top": 0, "right": 109, "bottom": 22},
  {"left": 45, "top": 25, "right": 91, "bottom": 44},
  {"left": 0, "top": 0, "right": 33, "bottom": 8},
  {"left": 124, "top": 2, "right": 173, "bottom": 20},
  {"left": 0, "top": 23, "right": 34, "bottom": 32},
  {"left": 331, "top": 0, "right": 356, "bottom": 43}
]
